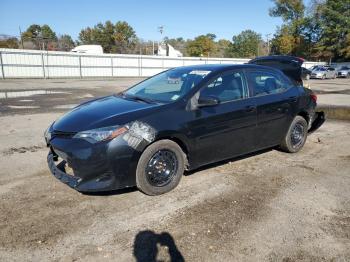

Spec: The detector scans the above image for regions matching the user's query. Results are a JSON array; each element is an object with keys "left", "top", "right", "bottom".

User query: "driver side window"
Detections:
[{"left": 200, "top": 71, "right": 247, "bottom": 102}]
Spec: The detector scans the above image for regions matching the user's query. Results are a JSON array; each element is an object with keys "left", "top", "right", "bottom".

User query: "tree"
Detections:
[
  {"left": 21, "top": 24, "right": 57, "bottom": 50},
  {"left": 113, "top": 21, "right": 137, "bottom": 54},
  {"left": 214, "top": 39, "right": 231, "bottom": 58},
  {"left": 269, "top": 0, "right": 305, "bottom": 22},
  {"left": 22, "top": 24, "right": 42, "bottom": 40},
  {"left": 228, "top": 30, "right": 262, "bottom": 58},
  {"left": 269, "top": 0, "right": 313, "bottom": 58},
  {"left": 57, "top": 34, "right": 75, "bottom": 51},
  {"left": 79, "top": 21, "right": 137, "bottom": 53},
  {"left": 164, "top": 37, "right": 189, "bottom": 56},
  {"left": 270, "top": 26, "right": 295, "bottom": 55},
  {"left": 313, "top": 0, "right": 350, "bottom": 61},
  {"left": 41, "top": 24, "right": 57, "bottom": 41},
  {"left": 0, "top": 37, "right": 19, "bottom": 48},
  {"left": 186, "top": 35, "right": 216, "bottom": 57}
]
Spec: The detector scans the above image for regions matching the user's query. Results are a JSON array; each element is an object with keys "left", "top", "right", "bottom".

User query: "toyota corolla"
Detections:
[{"left": 45, "top": 56, "right": 325, "bottom": 195}]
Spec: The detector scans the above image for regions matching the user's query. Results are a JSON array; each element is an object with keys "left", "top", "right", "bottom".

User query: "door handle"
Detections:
[
  {"left": 289, "top": 96, "right": 297, "bottom": 102},
  {"left": 245, "top": 105, "right": 256, "bottom": 112}
]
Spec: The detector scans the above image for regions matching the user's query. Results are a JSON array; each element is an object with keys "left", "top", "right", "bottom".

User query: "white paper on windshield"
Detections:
[
  {"left": 189, "top": 70, "right": 211, "bottom": 76},
  {"left": 171, "top": 94, "right": 180, "bottom": 100}
]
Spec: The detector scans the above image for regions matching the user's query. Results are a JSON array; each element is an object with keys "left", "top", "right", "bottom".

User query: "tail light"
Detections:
[{"left": 310, "top": 93, "right": 317, "bottom": 103}]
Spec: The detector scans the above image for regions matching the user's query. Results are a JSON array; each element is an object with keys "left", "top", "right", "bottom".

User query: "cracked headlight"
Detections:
[{"left": 73, "top": 126, "right": 128, "bottom": 143}]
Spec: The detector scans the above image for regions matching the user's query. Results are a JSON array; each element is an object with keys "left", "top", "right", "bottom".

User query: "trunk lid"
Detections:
[{"left": 249, "top": 55, "right": 304, "bottom": 85}]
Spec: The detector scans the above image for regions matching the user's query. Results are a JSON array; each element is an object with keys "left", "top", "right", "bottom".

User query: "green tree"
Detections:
[
  {"left": 41, "top": 24, "right": 57, "bottom": 41},
  {"left": 57, "top": 34, "right": 75, "bottom": 51},
  {"left": 79, "top": 21, "right": 137, "bottom": 53},
  {"left": 186, "top": 35, "right": 216, "bottom": 57},
  {"left": 0, "top": 37, "right": 19, "bottom": 48},
  {"left": 314, "top": 0, "right": 350, "bottom": 61},
  {"left": 228, "top": 30, "right": 262, "bottom": 58},
  {"left": 164, "top": 37, "right": 189, "bottom": 56},
  {"left": 269, "top": 0, "right": 310, "bottom": 57},
  {"left": 214, "top": 39, "right": 231, "bottom": 58},
  {"left": 21, "top": 24, "right": 57, "bottom": 49},
  {"left": 113, "top": 21, "right": 137, "bottom": 54},
  {"left": 22, "top": 24, "right": 42, "bottom": 40}
]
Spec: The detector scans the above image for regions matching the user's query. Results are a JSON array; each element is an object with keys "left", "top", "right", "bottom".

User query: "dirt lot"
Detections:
[{"left": 0, "top": 78, "right": 349, "bottom": 261}]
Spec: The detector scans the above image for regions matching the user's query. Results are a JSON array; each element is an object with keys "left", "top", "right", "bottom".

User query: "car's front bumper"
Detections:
[
  {"left": 310, "top": 74, "right": 323, "bottom": 79},
  {"left": 47, "top": 135, "right": 143, "bottom": 192}
]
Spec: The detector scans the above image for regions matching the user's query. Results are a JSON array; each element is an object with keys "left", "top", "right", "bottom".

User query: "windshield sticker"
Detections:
[
  {"left": 189, "top": 70, "right": 211, "bottom": 76},
  {"left": 167, "top": 77, "right": 181, "bottom": 84},
  {"left": 171, "top": 95, "right": 180, "bottom": 101}
]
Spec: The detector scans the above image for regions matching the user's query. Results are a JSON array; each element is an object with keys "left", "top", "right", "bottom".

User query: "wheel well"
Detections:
[{"left": 297, "top": 111, "right": 310, "bottom": 123}]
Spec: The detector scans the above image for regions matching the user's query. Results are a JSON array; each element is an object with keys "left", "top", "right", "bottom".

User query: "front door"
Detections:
[{"left": 187, "top": 70, "right": 257, "bottom": 167}]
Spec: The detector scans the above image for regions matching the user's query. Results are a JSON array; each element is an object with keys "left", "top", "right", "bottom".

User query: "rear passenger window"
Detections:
[{"left": 248, "top": 71, "right": 289, "bottom": 96}]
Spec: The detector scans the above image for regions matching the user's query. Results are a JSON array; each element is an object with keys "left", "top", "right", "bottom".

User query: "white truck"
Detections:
[{"left": 71, "top": 45, "right": 103, "bottom": 54}]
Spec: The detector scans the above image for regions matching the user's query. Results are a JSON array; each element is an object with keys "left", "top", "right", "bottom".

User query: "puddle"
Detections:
[
  {"left": 54, "top": 104, "right": 78, "bottom": 109},
  {"left": 0, "top": 90, "right": 69, "bottom": 99},
  {"left": 7, "top": 105, "right": 40, "bottom": 109}
]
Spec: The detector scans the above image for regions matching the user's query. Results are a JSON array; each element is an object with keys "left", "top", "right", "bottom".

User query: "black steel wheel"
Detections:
[
  {"left": 136, "top": 140, "right": 186, "bottom": 195},
  {"left": 145, "top": 149, "right": 178, "bottom": 187},
  {"left": 280, "top": 116, "right": 308, "bottom": 153}
]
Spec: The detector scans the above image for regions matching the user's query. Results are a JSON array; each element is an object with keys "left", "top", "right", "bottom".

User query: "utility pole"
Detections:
[
  {"left": 19, "top": 26, "right": 24, "bottom": 49},
  {"left": 265, "top": 33, "right": 272, "bottom": 55}
]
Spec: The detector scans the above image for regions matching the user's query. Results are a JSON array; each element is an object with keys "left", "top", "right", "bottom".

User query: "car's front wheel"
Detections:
[
  {"left": 280, "top": 116, "right": 308, "bottom": 153},
  {"left": 136, "top": 139, "right": 186, "bottom": 195}
]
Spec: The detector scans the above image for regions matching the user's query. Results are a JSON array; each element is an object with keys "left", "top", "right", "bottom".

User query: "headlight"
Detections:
[
  {"left": 73, "top": 125, "right": 128, "bottom": 143},
  {"left": 44, "top": 124, "right": 52, "bottom": 143}
]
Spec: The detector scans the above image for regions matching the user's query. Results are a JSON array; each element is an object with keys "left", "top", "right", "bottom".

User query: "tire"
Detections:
[
  {"left": 136, "top": 139, "right": 186, "bottom": 195},
  {"left": 280, "top": 116, "right": 308, "bottom": 153}
]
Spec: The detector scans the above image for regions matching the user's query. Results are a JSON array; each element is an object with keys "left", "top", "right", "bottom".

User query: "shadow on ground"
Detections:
[{"left": 133, "top": 230, "right": 184, "bottom": 262}]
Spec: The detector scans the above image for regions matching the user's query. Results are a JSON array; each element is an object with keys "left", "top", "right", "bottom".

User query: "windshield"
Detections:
[
  {"left": 340, "top": 66, "right": 350, "bottom": 70},
  {"left": 124, "top": 68, "right": 211, "bottom": 103}
]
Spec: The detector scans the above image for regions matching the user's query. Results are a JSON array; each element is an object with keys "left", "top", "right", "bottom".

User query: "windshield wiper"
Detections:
[{"left": 118, "top": 92, "right": 156, "bottom": 104}]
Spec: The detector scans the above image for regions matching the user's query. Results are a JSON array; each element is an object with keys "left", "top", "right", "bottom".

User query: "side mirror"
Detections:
[{"left": 197, "top": 96, "right": 220, "bottom": 107}]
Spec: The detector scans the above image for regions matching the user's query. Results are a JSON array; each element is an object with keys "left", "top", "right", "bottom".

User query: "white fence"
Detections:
[{"left": 0, "top": 48, "right": 322, "bottom": 79}]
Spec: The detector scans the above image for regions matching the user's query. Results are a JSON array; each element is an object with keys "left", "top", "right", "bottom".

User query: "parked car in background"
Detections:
[
  {"left": 45, "top": 56, "right": 324, "bottom": 195},
  {"left": 302, "top": 67, "right": 312, "bottom": 80},
  {"left": 311, "top": 66, "right": 337, "bottom": 79},
  {"left": 337, "top": 66, "right": 350, "bottom": 78}
]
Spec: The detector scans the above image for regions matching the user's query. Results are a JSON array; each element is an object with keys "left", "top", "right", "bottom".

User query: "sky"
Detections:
[{"left": 0, "top": 0, "right": 283, "bottom": 41}]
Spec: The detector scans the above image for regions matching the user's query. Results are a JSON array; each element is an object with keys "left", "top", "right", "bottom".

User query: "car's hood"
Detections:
[
  {"left": 53, "top": 95, "right": 161, "bottom": 132},
  {"left": 312, "top": 70, "right": 325, "bottom": 73}
]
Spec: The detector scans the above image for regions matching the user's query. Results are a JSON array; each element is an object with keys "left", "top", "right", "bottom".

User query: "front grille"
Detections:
[{"left": 51, "top": 130, "right": 76, "bottom": 139}]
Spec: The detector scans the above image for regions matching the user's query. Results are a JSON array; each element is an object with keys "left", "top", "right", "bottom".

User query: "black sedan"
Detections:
[{"left": 45, "top": 56, "right": 325, "bottom": 195}]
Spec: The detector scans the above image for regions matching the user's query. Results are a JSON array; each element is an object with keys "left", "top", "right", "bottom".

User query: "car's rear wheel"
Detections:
[
  {"left": 280, "top": 116, "right": 308, "bottom": 153},
  {"left": 136, "top": 139, "right": 186, "bottom": 195}
]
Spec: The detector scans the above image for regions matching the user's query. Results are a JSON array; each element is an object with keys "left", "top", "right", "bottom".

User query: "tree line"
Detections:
[{"left": 0, "top": 0, "right": 348, "bottom": 61}]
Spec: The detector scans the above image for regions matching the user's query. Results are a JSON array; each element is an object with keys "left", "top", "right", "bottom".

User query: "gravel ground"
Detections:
[{"left": 0, "top": 78, "right": 349, "bottom": 261}]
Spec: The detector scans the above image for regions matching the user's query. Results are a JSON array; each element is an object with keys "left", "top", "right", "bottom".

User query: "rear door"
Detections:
[{"left": 246, "top": 69, "right": 298, "bottom": 149}]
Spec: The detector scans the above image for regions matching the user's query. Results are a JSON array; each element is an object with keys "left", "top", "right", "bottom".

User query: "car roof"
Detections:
[{"left": 175, "top": 63, "right": 278, "bottom": 72}]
